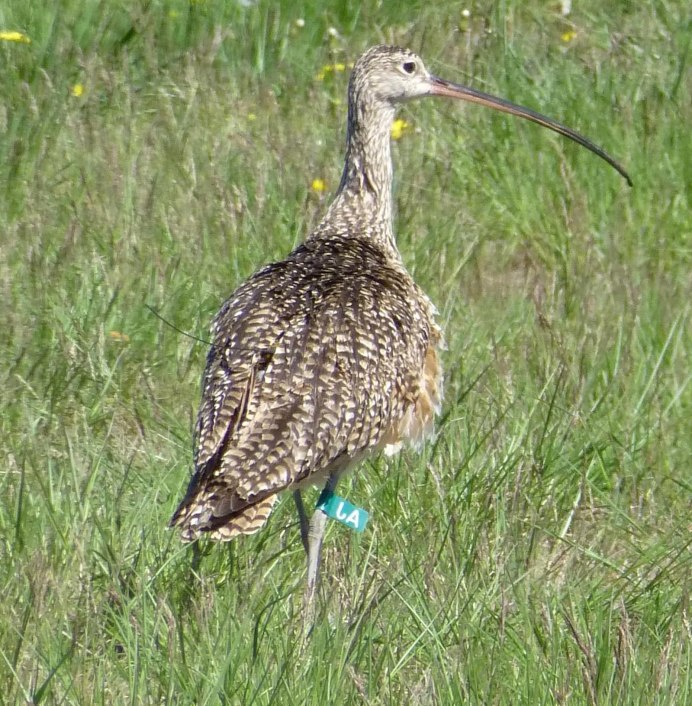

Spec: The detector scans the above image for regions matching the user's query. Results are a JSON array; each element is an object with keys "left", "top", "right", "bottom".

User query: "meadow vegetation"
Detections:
[{"left": 0, "top": 0, "right": 689, "bottom": 703}]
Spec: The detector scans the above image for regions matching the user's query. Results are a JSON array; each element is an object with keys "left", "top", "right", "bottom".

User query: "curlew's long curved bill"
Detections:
[{"left": 429, "top": 75, "right": 632, "bottom": 187}]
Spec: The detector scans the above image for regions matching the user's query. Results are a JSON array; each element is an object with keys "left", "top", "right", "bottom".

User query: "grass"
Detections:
[{"left": 1, "top": 0, "right": 690, "bottom": 703}]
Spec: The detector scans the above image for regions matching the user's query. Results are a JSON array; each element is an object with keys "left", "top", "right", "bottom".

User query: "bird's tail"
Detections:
[{"left": 169, "top": 493, "right": 278, "bottom": 542}]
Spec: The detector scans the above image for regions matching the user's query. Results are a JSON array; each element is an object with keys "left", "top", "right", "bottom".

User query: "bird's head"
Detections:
[
  {"left": 348, "top": 44, "right": 632, "bottom": 186},
  {"left": 351, "top": 46, "right": 433, "bottom": 104}
]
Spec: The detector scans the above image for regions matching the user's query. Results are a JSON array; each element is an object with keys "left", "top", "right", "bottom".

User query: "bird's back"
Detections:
[{"left": 170, "top": 232, "right": 443, "bottom": 541}]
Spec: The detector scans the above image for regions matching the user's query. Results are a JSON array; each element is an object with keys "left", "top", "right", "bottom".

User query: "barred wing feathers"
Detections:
[{"left": 169, "top": 236, "right": 434, "bottom": 541}]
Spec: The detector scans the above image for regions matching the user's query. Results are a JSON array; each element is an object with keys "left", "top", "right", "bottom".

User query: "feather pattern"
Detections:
[{"left": 170, "top": 46, "right": 445, "bottom": 542}]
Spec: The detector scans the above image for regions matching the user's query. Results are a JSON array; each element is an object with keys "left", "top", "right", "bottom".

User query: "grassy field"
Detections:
[{"left": 1, "top": 0, "right": 690, "bottom": 703}]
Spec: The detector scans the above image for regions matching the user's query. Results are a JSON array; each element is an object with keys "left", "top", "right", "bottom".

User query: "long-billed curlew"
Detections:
[{"left": 170, "top": 45, "right": 631, "bottom": 607}]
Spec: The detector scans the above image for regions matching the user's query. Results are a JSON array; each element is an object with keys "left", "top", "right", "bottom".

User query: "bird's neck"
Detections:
[{"left": 313, "top": 99, "right": 400, "bottom": 260}]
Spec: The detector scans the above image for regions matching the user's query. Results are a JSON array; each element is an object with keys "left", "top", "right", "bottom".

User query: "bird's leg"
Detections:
[
  {"left": 304, "top": 509, "right": 328, "bottom": 611},
  {"left": 302, "top": 473, "right": 340, "bottom": 630},
  {"left": 293, "top": 490, "right": 310, "bottom": 555},
  {"left": 305, "top": 489, "right": 332, "bottom": 589}
]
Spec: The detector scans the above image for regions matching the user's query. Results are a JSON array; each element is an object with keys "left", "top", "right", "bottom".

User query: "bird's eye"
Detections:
[{"left": 402, "top": 61, "right": 416, "bottom": 75}]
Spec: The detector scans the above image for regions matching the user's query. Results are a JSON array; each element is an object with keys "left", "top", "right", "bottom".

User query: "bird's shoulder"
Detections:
[{"left": 211, "top": 235, "right": 423, "bottom": 341}]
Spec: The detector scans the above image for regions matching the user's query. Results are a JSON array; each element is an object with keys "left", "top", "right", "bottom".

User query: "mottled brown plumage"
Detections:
[
  {"left": 170, "top": 45, "right": 630, "bottom": 545},
  {"left": 170, "top": 46, "right": 445, "bottom": 542}
]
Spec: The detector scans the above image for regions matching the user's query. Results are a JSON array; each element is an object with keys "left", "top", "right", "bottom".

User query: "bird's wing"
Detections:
[{"left": 171, "top": 237, "right": 432, "bottom": 534}]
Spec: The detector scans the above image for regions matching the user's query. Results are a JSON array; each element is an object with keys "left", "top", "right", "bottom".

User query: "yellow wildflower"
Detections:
[
  {"left": 311, "top": 178, "right": 327, "bottom": 193},
  {"left": 247, "top": 113, "right": 257, "bottom": 121},
  {"left": 390, "top": 118, "right": 410, "bottom": 141},
  {"left": 71, "top": 83, "right": 84, "bottom": 97},
  {"left": 0, "top": 30, "right": 31, "bottom": 43},
  {"left": 108, "top": 331, "right": 130, "bottom": 343},
  {"left": 560, "top": 30, "right": 577, "bottom": 43},
  {"left": 315, "top": 62, "right": 349, "bottom": 81}
]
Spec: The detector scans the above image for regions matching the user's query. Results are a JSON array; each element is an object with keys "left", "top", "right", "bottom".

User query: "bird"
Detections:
[{"left": 169, "top": 45, "right": 631, "bottom": 606}]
